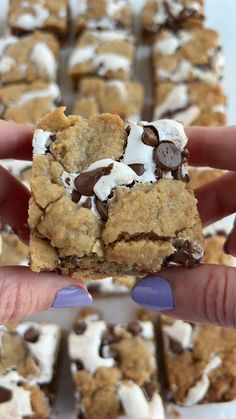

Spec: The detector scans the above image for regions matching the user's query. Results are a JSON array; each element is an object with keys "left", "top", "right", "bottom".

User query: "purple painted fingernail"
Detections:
[
  {"left": 53, "top": 286, "right": 93, "bottom": 308},
  {"left": 131, "top": 276, "right": 174, "bottom": 311}
]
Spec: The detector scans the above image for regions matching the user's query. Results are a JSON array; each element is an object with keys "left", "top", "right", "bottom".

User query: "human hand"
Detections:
[
  {"left": 0, "top": 120, "right": 92, "bottom": 324},
  {"left": 132, "top": 126, "right": 236, "bottom": 328}
]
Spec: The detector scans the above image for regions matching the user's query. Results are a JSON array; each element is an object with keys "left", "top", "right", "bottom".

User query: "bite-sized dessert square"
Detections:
[
  {"left": 204, "top": 234, "right": 236, "bottom": 266},
  {"left": 161, "top": 315, "right": 236, "bottom": 406},
  {"left": 85, "top": 276, "right": 137, "bottom": 296},
  {"left": 153, "top": 28, "right": 223, "bottom": 85},
  {"left": 142, "top": 0, "right": 204, "bottom": 36},
  {"left": 154, "top": 82, "right": 227, "bottom": 126},
  {"left": 0, "top": 81, "right": 61, "bottom": 124},
  {"left": 29, "top": 107, "right": 204, "bottom": 278},
  {"left": 68, "top": 30, "right": 134, "bottom": 83},
  {"left": 0, "top": 31, "right": 59, "bottom": 85},
  {"left": 68, "top": 307, "right": 164, "bottom": 418},
  {"left": 71, "top": 0, "right": 132, "bottom": 33},
  {"left": 8, "top": 0, "right": 69, "bottom": 37},
  {"left": 74, "top": 77, "right": 144, "bottom": 121},
  {"left": 0, "top": 322, "right": 61, "bottom": 418}
]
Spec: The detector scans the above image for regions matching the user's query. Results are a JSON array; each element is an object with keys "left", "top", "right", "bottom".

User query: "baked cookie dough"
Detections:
[
  {"left": 68, "top": 307, "right": 164, "bottom": 418},
  {"left": 162, "top": 315, "right": 236, "bottom": 405},
  {"left": 0, "top": 31, "right": 59, "bottom": 85},
  {"left": 153, "top": 27, "right": 223, "bottom": 85},
  {"left": 29, "top": 108, "right": 204, "bottom": 278},
  {"left": 142, "top": 0, "right": 204, "bottom": 35},
  {"left": 0, "top": 322, "right": 60, "bottom": 418},
  {"left": 0, "top": 81, "right": 61, "bottom": 123},
  {"left": 74, "top": 77, "right": 144, "bottom": 121},
  {"left": 8, "top": 0, "right": 69, "bottom": 37},
  {"left": 154, "top": 82, "right": 226, "bottom": 126},
  {"left": 68, "top": 30, "right": 134, "bottom": 83},
  {"left": 71, "top": 0, "right": 132, "bottom": 33}
]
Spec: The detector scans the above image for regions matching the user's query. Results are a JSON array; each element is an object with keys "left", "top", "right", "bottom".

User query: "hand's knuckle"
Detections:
[
  {"left": 0, "top": 274, "right": 31, "bottom": 323},
  {"left": 199, "top": 266, "right": 235, "bottom": 327}
]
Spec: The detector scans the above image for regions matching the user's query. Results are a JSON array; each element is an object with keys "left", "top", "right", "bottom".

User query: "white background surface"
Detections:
[{"left": 1, "top": 0, "right": 236, "bottom": 418}]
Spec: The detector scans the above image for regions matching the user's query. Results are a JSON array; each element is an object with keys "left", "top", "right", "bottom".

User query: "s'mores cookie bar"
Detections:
[
  {"left": 71, "top": 0, "right": 132, "bottom": 33},
  {"left": 153, "top": 28, "right": 223, "bottom": 85},
  {"left": 142, "top": 0, "right": 204, "bottom": 36},
  {"left": 8, "top": 0, "right": 68, "bottom": 37},
  {"left": 154, "top": 82, "right": 227, "bottom": 126},
  {"left": 74, "top": 78, "right": 144, "bottom": 121},
  {"left": 0, "top": 229, "right": 29, "bottom": 266},
  {"left": 204, "top": 235, "right": 236, "bottom": 266},
  {"left": 68, "top": 308, "right": 164, "bottom": 418},
  {"left": 86, "top": 276, "right": 137, "bottom": 296},
  {"left": 0, "top": 81, "right": 61, "bottom": 123},
  {"left": 0, "top": 322, "right": 61, "bottom": 417},
  {"left": 162, "top": 316, "right": 236, "bottom": 405},
  {"left": 29, "top": 108, "right": 204, "bottom": 277},
  {"left": 0, "top": 32, "right": 59, "bottom": 85},
  {"left": 68, "top": 30, "right": 134, "bottom": 84}
]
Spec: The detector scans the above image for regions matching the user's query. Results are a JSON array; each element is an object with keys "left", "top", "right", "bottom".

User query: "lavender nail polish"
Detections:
[
  {"left": 53, "top": 286, "right": 93, "bottom": 308},
  {"left": 131, "top": 276, "right": 174, "bottom": 311}
]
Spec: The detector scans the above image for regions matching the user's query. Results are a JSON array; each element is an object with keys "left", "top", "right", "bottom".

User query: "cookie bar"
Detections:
[
  {"left": 8, "top": 0, "right": 68, "bottom": 37},
  {"left": 154, "top": 82, "right": 226, "bottom": 126},
  {"left": 204, "top": 235, "right": 236, "bottom": 266},
  {"left": 68, "top": 307, "right": 164, "bottom": 418},
  {"left": 68, "top": 30, "right": 134, "bottom": 83},
  {"left": 29, "top": 108, "right": 205, "bottom": 277},
  {"left": 71, "top": 0, "right": 132, "bottom": 33},
  {"left": 0, "top": 81, "right": 61, "bottom": 123},
  {"left": 161, "top": 316, "right": 236, "bottom": 405},
  {"left": 153, "top": 28, "right": 223, "bottom": 85},
  {"left": 74, "top": 77, "right": 144, "bottom": 121},
  {"left": 142, "top": 0, "right": 204, "bottom": 36},
  {"left": 0, "top": 322, "right": 61, "bottom": 417},
  {"left": 0, "top": 31, "right": 59, "bottom": 85},
  {"left": 86, "top": 276, "right": 137, "bottom": 296}
]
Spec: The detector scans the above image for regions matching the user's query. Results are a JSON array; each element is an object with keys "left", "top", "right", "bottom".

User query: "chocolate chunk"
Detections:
[
  {"left": 0, "top": 386, "right": 12, "bottom": 403},
  {"left": 172, "top": 164, "right": 190, "bottom": 182},
  {"left": 95, "top": 199, "right": 108, "bottom": 222},
  {"left": 72, "top": 190, "right": 81, "bottom": 203},
  {"left": 142, "top": 382, "right": 156, "bottom": 401},
  {"left": 101, "top": 326, "right": 120, "bottom": 346},
  {"left": 169, "top": 337, "right": 183, "bottom": 355},
  {"left": 167, "top": 250, "right": 196, "bottom": 268},
  {"left": 74, "top": 320, "right": 87, "bottom": 335},
  {"left": 154, "top": 141, "right": 182, "bottom": 171},
  {"left": 65, "top": 177, "right": 71, "bottom": 185},
  {"left": 128, "top": 164, "right": 145, "bottom": 176},
  {"left": 75, "top": 360, "right": 84, "bottom": 371},
  {"left": 75, "top": 164, "right": 113, "bottom": 197},
  {"left": 155, "top": 167, "right": 164, "bottom": 180},
  {"left": 23, "top": 327, "right": 39, "bottom": 343},
  {"left": 141, "top": 126, "right": 159, "bottom": 147},
  {"left": 49, "top": 134, "right": 57, "bottom": 142},
  {"left": 127, "top": 321, "right": 142, "bottom": 336},
  {"left": 81, "top": 198, "right": 92, "bottom": 210}
]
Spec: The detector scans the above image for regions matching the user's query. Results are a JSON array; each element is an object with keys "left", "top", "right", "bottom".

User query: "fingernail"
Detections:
[
  {"left": 131, "top": 276, "right": 174, "bottom": 311},
  {"left": 53, "top": 286, "right": 93, "bottom": 308}
]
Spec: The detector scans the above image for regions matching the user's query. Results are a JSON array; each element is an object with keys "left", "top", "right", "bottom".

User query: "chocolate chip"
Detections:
[
  {"left": 172, "top": 164, "right": 190, "bottom": 182},
  {"left": 23, "top": 327, "right": 39, "bottom": 343},
  {"left": 101, "top": 326, "right": 120, "bottom": 345},
  {"left": 72, "top": 190, "right": 81, "bottom": 203},
  {"left": 154, "top": 141, "right": 182, "bottom": 171},
  {"left": 169, "top": 337, "right": 183, "bottom": 355},
  {"left": 142, "top": 382, "right": 156, "bottom": 401},
  {"left": 81, "top": 198, "right": 92, "bottom": 209},
  {"left": 127, "top": 321, "right": 142, "bottom": 336},
  {"left": 141, "top": 126, "right": 159, "bottom": 147},
  {"left": 128, "top": 164, "right": 145, "bottom": 176},
  {"left": 65, "top": 177, "right": 71, "bottom": 185},
  {"left": 49, "top": 134, "right": 57, "bottom": 142},
  {"left": 75, "top": 360, "right": 84, "bottom": 371},
  {"left": 75, "top": 164, "right": 113, "bottom": 197},
  {"left": 95, "top": 199, "right": 108, "bottom": 222},
  {"left": 74, "top": 320, "right": 87, "bottom": 335},
  {"left": 0, "top": 387, "right": 12, "bottom": 403},
  {"left": 155, "top": 167, "right": 164, "bottom": 180},
  {"left": 167, "top": 251, "right": 196, "bottom": 268}
]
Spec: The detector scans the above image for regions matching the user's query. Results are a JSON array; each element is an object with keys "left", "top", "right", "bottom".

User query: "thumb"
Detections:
[
  {"left": 0, "top": 266, "right": 92, "bottom": 324},
  {"left": 131, "top": 265, "right": 236, "bottom": 328}
]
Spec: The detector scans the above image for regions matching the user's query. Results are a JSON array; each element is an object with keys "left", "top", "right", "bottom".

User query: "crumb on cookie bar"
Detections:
[
  {"left": 0, "top": 31, "right": 59, "bottom": 85},
  {"left": 74, "top": 77, "right": 144, "bottom": 121},
  {"left": 68, "top": 30, "right": 134, "bottom": 83},
  {"left": 29, "top": 107, "right": 204, "bottom": 278},
  {"left": 68, "top": 307, "right": 164, "bottom": 418},
  {"left": 154, "top": 82, "right": 226, "bottom": 126}
]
